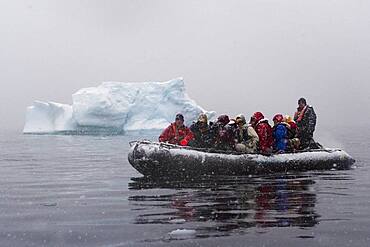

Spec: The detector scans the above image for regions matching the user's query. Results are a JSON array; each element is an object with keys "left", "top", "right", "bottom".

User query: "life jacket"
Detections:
[
  {"left": 159, "top": 123, "right": 194, "bottom": 145},
  {"left": 294, "top": 105, "right": 308, "bottom": 123}
]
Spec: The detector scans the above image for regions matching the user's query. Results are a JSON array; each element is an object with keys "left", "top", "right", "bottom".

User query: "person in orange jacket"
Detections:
[{"left": 159, "top": 113, "right": 194, "bottom": 146}]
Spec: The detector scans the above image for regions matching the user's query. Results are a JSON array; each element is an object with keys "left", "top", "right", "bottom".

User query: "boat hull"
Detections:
[{"left": 128, "top": 141, "right": 355, "bottom": 177}]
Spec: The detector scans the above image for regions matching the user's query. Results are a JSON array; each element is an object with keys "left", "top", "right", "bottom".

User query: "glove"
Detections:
[{"left": 180, "top": 139, "right": 188, "bottom": 146}]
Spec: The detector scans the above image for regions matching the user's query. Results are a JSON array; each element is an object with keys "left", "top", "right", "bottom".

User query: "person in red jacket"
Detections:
[
  {"left": 159, "top": 113, "right": 194, "bottom": 146},
  {"left": 251, "top": 112, "right": 273, "bottom": 154}
]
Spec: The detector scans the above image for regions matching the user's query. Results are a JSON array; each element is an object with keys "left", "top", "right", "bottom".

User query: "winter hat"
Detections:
[
  {"left": 273, "top": 114, "right": 284, "bottom": 123},
  {"left": 283, "top": 115, "right": 295, "bottom": 123},
  {"left": 198, "top": 113, "right": 208, "bottom": 123},
  {"left": 217, "top": 115, "right": 230, "bottom": 125},
  {"left": 235, "top": 114, "right": 246, "bottom": 124},
  {"left": 252, "top": 112, "right": 264, "bottom": 122},
  {"left": 298, "top": 97, "right": 307, "bottom": 105},
  {"left": 175, "top": 113, "right": 184, "bottom": 121}
]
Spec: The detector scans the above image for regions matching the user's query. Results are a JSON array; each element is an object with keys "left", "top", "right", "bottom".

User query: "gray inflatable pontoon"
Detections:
[{"left": 128, "top": 141, "right": 355, "bottom": 177}]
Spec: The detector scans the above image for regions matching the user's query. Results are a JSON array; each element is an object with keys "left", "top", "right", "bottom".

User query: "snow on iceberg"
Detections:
[{"left": 23, "top": 78, "right": 216, "bottom": 135}]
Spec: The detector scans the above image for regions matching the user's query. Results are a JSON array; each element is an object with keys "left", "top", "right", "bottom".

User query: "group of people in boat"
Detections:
[{"left": 159, "top": 97, "right": 320, "bottom": 154}]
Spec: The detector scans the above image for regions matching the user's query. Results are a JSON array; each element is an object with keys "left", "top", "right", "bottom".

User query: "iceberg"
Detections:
[
  {"left": 23, "top": 78, "right": 216, "bottom": 135},
  {"left": 23, "top": 101, "right": 76, "bottom": 134}
]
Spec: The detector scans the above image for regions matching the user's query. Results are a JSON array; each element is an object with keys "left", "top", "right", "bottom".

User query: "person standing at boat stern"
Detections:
[
  {"left": 251, "top": 112, "right": 273, "bottom": 154},
  {"left": 159, "top": 113, "right": 194, "bottom": 146},
  {"left": 188, "top": 113, "right": 213, "bottom": 148},
  {"left": 294, "top": 98, "right": 319, "bottom": 149}
]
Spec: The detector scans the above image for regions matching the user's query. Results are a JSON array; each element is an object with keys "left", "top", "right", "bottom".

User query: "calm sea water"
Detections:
[{"left": 0, "top": 126, "right": 369, "bottom": 247}]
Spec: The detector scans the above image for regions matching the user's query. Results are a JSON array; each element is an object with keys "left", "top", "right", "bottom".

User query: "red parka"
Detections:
[
  {"left": 159, "top": 123, "right": 194, "bottom": 146},
  {"left": 255, "top": 120, "right": 273, "bottom": 153}
]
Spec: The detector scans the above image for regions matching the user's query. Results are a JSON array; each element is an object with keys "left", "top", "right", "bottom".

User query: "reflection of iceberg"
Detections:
[
  {"left": 129, "top": 175, "right": 320, "bottom": 239},
  {"left": 23, "top": 78, "right": 215, "bottom": 135}
]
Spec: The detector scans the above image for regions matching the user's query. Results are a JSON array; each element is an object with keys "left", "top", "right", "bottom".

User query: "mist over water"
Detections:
[{"left": 1, "top": 1, "right": 370, "bottom": 130}]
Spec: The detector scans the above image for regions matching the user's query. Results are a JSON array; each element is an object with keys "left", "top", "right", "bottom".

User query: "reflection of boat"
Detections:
[
  {"left": 128, "top": 141, "right": 355, "bottom": 176},
  {"left": 128, "top": 174, "right": 320, "bottom": 237}
]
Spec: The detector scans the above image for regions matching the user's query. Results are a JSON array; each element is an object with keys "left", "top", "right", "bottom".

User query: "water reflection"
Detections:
[{"left": 129, "top": 174, "right": 320, "bottom": 238}]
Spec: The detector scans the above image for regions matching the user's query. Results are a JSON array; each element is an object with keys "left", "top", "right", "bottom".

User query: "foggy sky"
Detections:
[{"left": 1, "top": 0, "right": 370, "bottom": 131}]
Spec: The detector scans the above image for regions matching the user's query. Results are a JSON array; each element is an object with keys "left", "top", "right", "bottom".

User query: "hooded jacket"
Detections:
[
  {"left": 210, "top": 115, "right": 235, "bottom": 150},
  {"left": 255, "top": 119, "right": 273, "bottom": 153},
  {"left": 235, "top": 114, "right": 259, "bottom": 151},
  {"left": 189, "top": 121, "right": 213, "bottom": 148},
  {"left": 273, "top": 123, "right": 288, "bottom": 152},
  {"left": 159, "top": 123, "right": 194, "bottom": 146}
]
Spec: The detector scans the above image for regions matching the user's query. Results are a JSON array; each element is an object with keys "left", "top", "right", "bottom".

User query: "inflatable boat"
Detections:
[{"left": 128, "top": 141, "right": 355, "bottom": 177}]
